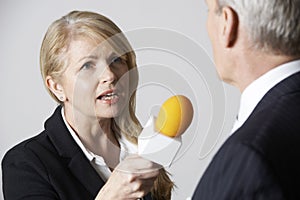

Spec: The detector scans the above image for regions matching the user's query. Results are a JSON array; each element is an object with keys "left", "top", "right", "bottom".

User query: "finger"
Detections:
[
  {"left": 133, "top": 179, "right": 156, "bottom": 198},
  {"left": 126, "top": 181, "right": 151, "bottom": 200},
  {"left": 133, "top": 168, "right": 160, "bottom": 180},
  {"left": 117, "top": 155, "right": 161, "bottom": 173}
]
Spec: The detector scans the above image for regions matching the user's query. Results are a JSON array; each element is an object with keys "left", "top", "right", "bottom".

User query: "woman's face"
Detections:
[{"left": 60, "top": 37, "right": 129, "bottom": 120}]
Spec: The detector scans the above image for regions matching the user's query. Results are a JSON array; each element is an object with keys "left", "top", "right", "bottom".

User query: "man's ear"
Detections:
[
  {"left": 46, "top": 76, "right": 66, "bottom": 102},
  {"left": 220, "top": 6, "right": 239, "bottom": 47}
]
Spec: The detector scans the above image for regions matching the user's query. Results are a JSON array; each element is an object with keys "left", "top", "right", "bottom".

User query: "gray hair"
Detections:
[{"left": 216, "top": 0, "right": 300, "bottom": 56}]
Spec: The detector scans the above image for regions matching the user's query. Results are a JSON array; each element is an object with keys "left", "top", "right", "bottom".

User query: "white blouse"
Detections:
[{"left": 61, "top": 108, "right": 137, "bottom": 182}]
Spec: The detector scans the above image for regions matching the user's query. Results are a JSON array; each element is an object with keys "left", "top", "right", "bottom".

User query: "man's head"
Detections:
[
  {"left": 205, "top": 0, "right": 300, "bottom": 90},
  {"left": 215, "top": 0, "right": 300, "bottom": 56}
]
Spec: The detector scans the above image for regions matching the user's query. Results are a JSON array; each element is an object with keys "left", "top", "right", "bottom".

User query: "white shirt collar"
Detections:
[
  {"left": 231, "top": 59, "right": 300, "bottom": 133},
  {"left": 61, "top": 108, "right": 137, "bottom": 180}
]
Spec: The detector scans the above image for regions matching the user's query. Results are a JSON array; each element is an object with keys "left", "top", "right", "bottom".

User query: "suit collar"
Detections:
[
  {"left": 254, "top": 71, "right": 300, "bottom": 113},
  {"left": 44, "top": 106, "right": 78, "bottom": 157},
  {"left": 44, "top": 105, "right": 105, "bottom": 196},
  {"left": 232, "top": 71, "right": 300, "bottom": 134},
  {"left": 232, "top": 62, "right": 300, "bottom": 133}
]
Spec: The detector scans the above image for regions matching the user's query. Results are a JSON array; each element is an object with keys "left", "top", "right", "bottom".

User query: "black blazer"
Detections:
[
  {"left": 193, "top": 72, "right": 300, "bottom": 200},
  {"left": 2, "top": 106, "right": 153, "bottom": 200}
]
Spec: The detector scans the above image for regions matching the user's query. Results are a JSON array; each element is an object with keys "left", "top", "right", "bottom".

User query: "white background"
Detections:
[{"left": 0, "top": 0, "right": 240, "bottom": 199}]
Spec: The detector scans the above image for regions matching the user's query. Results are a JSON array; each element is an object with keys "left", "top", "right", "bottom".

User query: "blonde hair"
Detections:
[{"left": 40, "top": 10, "right": 173, "bottom": 199}]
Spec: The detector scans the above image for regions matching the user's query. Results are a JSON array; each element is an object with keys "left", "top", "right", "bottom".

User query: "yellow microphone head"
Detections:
[{"left": 155, "top": 95, "right": 194, "bottom": 137}]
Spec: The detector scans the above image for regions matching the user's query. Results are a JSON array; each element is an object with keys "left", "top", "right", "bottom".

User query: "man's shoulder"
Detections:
[{"left": 227, "top": 89, "right": 300, "bottom": 165}]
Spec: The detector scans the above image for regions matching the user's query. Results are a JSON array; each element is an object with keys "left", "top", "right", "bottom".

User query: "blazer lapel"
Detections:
[
  {"left": 68, "top": 151, "right": 105, "bottom": 196},
  {"left": 45, "top": 106, "right": 105, "bottom": 197}
]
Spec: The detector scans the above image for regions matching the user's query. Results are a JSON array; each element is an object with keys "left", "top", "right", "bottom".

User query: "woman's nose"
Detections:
[{"left": 99, "top": 65, "right": 116, "bottom": 84}]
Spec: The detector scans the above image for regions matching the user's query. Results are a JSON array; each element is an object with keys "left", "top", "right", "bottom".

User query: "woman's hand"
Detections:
[{"left": 95, "top": 155, "right": 160, "bottom": 200}]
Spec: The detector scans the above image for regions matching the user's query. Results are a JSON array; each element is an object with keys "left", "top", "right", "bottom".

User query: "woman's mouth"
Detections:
[
  {"left": 97, "top": 90, "right": 120, "bottom": 104},
  {"left": 98, "top": 92, "right": 118, "bottom": 100}
]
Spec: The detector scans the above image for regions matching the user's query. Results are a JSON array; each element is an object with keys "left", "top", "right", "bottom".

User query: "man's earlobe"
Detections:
[
  {"left": 221, "top": 6, "right": 239, "bottom": 47},
  {"left": 46, "top": 76, "right": 66, "bottom": 101}
]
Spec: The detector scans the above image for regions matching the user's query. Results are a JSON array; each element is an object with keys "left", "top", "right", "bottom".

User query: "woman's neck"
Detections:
[{"left": 63, "top": 105, "right": 121, "bottom": 169}]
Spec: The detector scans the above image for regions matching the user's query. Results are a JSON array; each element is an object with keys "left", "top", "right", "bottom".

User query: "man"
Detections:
[{"left": 193, "top": 0, "right": 300, "bottom": 199}]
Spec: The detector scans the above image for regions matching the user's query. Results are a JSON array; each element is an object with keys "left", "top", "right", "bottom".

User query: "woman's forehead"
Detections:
[{"left": 65, "top": 37, "right": 126, "bottom": 64}]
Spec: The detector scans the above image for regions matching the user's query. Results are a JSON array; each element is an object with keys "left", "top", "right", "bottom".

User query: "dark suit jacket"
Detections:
[
  {"left": 193, "top": 71, "right": 300, "bottom": 199},
  {"left": 2, "top": 106, "right": 153, "bottom": 200}
]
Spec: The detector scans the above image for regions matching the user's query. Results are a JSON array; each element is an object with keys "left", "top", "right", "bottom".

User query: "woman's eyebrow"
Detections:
[{"left": 77, "top": 55, "right": 99, "bottom": 63}]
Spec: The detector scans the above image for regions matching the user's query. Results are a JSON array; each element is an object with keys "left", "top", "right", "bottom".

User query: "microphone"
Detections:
[
  {"left": 138, "top": 95, "right": 194, "bottom": 166},
  {"left": 155, "top": 95, "right": 194, "bottom": 137}
]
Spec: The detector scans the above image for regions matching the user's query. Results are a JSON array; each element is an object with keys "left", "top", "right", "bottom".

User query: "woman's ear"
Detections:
[
  {"left": 220, "top": 6, "right": 239, "bottom": 47},
  {"left": 46, "top": 76, "right": 66, "bottom": 102}
]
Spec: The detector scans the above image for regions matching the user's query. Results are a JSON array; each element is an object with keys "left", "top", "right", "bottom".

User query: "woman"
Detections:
[{"left": 2, "top": 11, "right": 173, "bottom": 200}]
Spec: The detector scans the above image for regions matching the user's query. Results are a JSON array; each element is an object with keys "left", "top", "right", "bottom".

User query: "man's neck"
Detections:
[{"left": 234, "top": 51, "right": 298, "bottom": 92}]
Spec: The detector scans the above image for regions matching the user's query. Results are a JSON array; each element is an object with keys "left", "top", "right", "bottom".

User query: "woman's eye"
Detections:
[
  {"left": 80, "top": 62, "right": 94, "bottom": 70},
  {"left": 111, "top": 56, "right": 124, "bottom": 64}
]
